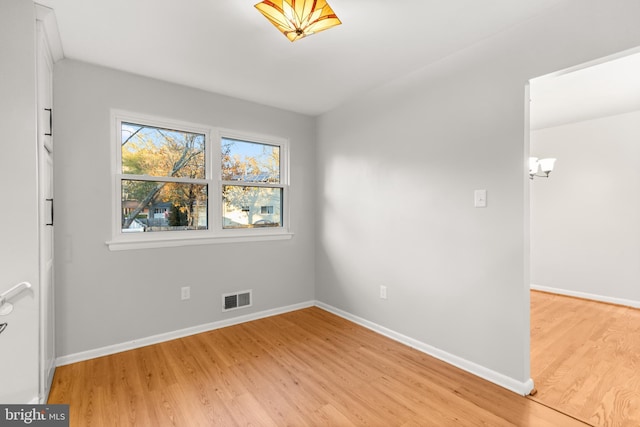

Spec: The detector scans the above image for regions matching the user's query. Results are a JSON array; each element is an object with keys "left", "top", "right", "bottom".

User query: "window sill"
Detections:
[{"left": 106, "top": 231, "right": 294, "bottom": 251}]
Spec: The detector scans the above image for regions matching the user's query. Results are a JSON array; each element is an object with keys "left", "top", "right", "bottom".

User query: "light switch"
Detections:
[{"left": 474, "top": 189, "right": 487, "bottom": 208}]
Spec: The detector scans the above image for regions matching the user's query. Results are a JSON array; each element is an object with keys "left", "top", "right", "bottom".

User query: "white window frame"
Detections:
[{"left": 107, "top": 110, "right": 292, "bottom": 251}]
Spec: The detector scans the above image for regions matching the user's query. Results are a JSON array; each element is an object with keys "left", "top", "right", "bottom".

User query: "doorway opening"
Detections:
[{"left": 527, "top": 48, "right": 640, "bottom": 425}]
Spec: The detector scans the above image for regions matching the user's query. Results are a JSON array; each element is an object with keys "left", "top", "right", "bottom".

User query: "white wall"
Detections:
[
  {"left": 53, "top": 60, "right": 316, "bottom": 357},
  {"left": 531, "top": 110, "right": 640, "bottom": 307},
  {"left": 316, "top": 0, "right": 640, "bottom": 390},
  {"left": 0, "top": 0, "right": 40, "bottom": 403}
]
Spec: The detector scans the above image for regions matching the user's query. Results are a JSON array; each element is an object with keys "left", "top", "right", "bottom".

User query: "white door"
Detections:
[
  {"left": 0, "top": 1, "right": 41, "bottom": 404},
  {"left": 37, "top": 21, "right": 56, "bottom": 402},
  {"left": 0, "top": 9, "right": 56, "bottom": 405},
  {"left": 39, "top": 148, "right": 55, "bottom": 400}
]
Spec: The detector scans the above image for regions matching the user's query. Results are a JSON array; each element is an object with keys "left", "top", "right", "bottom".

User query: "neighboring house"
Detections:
[
  {"left": 224, "top": 173, "right": 281, "bottom": 228},
  {"left": 223, "top": 202, "right": 279, "bottom": 228},
  {"left": 122, "top": 200, "right": 149, "bottom": 221},
  {"left": 148, "top": 201, "right": 172, "bottom": 228}
]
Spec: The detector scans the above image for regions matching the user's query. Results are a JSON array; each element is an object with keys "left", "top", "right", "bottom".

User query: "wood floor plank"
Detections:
[
  {"left": 530, "top": 290, "right": 640, "bottom": 426},
  {"left": 50, "top": 306, "right": 586, "bottom": 426}
]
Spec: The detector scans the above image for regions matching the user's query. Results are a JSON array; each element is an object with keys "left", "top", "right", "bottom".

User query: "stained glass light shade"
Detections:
[{"left": 255, "top": 0, "right": 342, "bottom": 42}]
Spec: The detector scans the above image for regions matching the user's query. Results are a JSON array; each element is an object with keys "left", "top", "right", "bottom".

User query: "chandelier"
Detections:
[{"left": 529, "top": 157, "right": 556, "bottom": 179}]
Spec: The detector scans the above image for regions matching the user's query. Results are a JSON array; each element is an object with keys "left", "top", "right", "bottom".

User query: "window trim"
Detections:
[
  {"left": 107, "top": 110, "right": 292, "bottom": 251},
  {"left": 218, "top": 128, "right": 289, "bottom": 233}
]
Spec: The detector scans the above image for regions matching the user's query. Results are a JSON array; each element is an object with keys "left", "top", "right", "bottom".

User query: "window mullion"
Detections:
[
  {"left": 211, "top": 128, "right": 222, "bottom": 234},
  {"left": 119, "top": 173, "right": 209, "bottom": 185},
  {"left": 221, "top": 181, "right": 284, "bottom": 189}
]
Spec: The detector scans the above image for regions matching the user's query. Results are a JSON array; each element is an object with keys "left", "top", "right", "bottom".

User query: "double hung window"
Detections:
[
  {"left": 221, "top": 137, "right": 283, "bottom": 229},
  {"left": 109, "top": 111, "right": 290, "bottom": 250},
  {"left": 119, "top": 121, "right": 208, "bottom": 233}
]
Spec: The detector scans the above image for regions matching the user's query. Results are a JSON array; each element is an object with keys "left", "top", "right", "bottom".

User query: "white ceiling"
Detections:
[
  {"left": 530, "top": 51, "right": 640, "bottom": 130},
  {"left": 37, "top": 0, "right": 566, "bottom": 116}
]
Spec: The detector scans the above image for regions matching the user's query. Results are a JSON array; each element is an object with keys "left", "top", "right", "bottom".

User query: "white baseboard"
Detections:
[
  {"left": 56, "top": 300, "right": 315, "bottom": 366},
  {"left": 315, "top": 301, "right": 535, "bottom": 396},
  {"left": 56, "top": 299, "right": 534, "bottom": 397},
  {"left": 531, "top": 284, "right": 640, "bottom": 309}
]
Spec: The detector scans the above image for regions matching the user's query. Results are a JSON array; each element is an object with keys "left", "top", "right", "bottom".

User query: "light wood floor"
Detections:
[
  {"left": 48, "top": 306, "right": 586, "bottom": 426},
  {"left": 530, "top": 290, "right": 640, "bottom": 427}
]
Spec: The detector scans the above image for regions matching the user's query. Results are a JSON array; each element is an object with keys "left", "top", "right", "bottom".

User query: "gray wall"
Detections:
[
  {"left": 54, "top": 60, "right": 316, "bottom": 357},
  {"left": 531, "top": 110, "right": 640, "bottom": 305},
  {"left": 315, "top": 0, "right": 640, "bottom": 385},
  {"left": 0, "top": 0, "right": 39, "bottom": 402}
]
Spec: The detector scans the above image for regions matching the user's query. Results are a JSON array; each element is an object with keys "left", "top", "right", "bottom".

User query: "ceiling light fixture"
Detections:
[
  {"left": 254, "top": 0, "right": 342, "bottom": 42},
  {"left": 529, "top": 157, "right": 556, "bottom": 179}
]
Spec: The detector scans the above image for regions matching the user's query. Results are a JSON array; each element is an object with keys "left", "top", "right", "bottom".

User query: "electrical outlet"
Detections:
[
  {"left": 181, "top": 286, "right": 191, "bottom": 301},
  {"left": 380, "top": 285, "right": 387, "bottom": 299}
]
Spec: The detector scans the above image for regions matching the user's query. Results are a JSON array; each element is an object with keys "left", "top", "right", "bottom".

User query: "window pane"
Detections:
[
  {"left": 222, "top": 185, "right": 282, "bottom": 228},
  {"left": 121, "top": 179, "right": 207, "bottom": 232},
  {"left": 221, "top": 138, "right": 280, "bottom": 183},
  {"left": 121, "top": 122, "right": 205, "bottom": 179}
]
